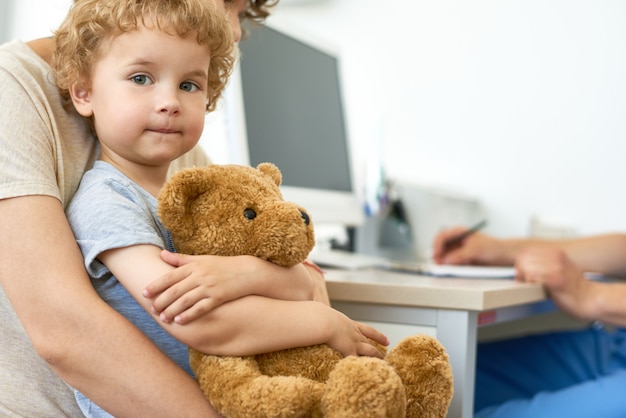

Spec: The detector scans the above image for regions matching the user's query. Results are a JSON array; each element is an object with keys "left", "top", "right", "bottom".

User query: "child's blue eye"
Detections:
[
  {"left": 131, "top": 75, "right": 151, "bottom": 85},
  {"left": 180, "top": 81, "right": 199, "bottom": 92}
]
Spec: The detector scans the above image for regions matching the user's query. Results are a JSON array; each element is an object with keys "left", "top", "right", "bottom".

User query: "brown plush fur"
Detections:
[{"left": 158, "top": 162, "right": 454, "bottom": 418}]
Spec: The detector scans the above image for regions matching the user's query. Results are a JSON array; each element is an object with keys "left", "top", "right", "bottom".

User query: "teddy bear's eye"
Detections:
[
  {"left": 243, "top": 208, "right": 257, "bottom": 220},
  {"left": 300, "top": 210, "right": 310, "bottom": 225}
]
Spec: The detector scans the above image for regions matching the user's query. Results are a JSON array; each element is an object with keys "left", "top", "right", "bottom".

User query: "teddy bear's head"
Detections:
[{"left": 157, "top": 162, "right": 315, "bottom": 267}]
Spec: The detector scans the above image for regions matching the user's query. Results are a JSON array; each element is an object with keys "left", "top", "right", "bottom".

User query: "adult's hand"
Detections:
[
  {"left": 432, "top": 227, "right": 504, "bottom": 266},
  {"left": 515, "top": 247, "right": 596, "bottom": 321}
]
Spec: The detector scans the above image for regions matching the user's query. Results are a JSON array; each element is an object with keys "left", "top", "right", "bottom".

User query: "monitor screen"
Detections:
[{"left": 238, "top": 22, "right": 364, "bottom": 227}]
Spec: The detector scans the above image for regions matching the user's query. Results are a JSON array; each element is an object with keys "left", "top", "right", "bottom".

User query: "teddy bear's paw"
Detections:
[
  {"left": 385, "top": 335, "right": 454, "bottom": 418},
  {"left": 322, "top": 356, "right": 406, "bottom": 418},
  {"left": 232, "top": 375, "right": 325, "bottom": 418},
  {"left": 190, "top": 350, "right": 326, "bottom": 418},
  {"left": 257, "top": 344, "right": 343, "bottom": 382}
]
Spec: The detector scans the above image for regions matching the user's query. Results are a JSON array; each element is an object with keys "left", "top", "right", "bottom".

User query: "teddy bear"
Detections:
[{"left": 157, "top": 162, "right": 454, "bottom": 418}]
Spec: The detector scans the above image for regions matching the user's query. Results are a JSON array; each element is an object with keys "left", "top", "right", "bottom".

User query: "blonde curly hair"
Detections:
[{"left": 53, "top": 0, "right": 234, "bottom": 113}]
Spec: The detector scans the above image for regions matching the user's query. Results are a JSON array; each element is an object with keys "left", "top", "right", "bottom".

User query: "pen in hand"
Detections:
[{"left": 443, "top": 219, "right": 487, "bottom": 252}]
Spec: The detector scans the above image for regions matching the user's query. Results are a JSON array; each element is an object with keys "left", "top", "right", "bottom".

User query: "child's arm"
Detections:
[
  {"left": 189, "top": 295, "right": 388, "bottom": 357},
  {"left": 144, "top": 250, "right": 320, "bottom": 323},
  {"left": 303, "top": 259, "right": 331, "bottom": 305},
  {"left": 101, "top": 244, "right": 387, "bottom": 357}
]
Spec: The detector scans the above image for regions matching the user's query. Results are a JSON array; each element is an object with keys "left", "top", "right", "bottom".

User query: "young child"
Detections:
[
  {"left": 55, "top": 0, "right": 232, "bottom": 415},
  {"left": 57, "top": 0, "right": 387, "bottom": 416}
]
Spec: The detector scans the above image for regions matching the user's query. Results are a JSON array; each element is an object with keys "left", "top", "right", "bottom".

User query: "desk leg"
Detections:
[{"left": 436, "top": 310, "right": 478, "bottom": 418}]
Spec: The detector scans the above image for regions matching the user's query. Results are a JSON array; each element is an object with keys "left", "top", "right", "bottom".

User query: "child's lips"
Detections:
[{"left": 150, "top": 127, "right": 179, "bottom": 134}]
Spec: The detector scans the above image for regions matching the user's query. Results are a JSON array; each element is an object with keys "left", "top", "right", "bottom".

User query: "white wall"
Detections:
[
  {"left": 2, "top": 0, "right": 71, "bottom": 42},
  {"left": 268, "top": 0, "right": 626, "bottom": 238},
  {"left": 7, "top": 0, "right": 626, "bottom": 238}
]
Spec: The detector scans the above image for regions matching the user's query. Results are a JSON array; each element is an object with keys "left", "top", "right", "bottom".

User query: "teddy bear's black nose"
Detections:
[{"left": 300, "top": 211, "right": 310, "bottom": 226}]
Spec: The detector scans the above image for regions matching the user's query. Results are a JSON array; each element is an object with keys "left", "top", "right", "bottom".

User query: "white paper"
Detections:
[
  {"left": 385, "top": 262, "right": 516, "bottom": 278},
  {"left": 419, "top": 264, "right": 516, "bottom": 278}
]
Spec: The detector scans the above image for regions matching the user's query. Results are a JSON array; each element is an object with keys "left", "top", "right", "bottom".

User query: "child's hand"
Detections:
[
  {"left": 146, "top": 251, "right": 320, "bottom": 324},
  {"left": 144, "top": 251, "right": 246, "bottom": 324},
  {"left": 326, "top": 310, "right": 389, "bottom": 358}
]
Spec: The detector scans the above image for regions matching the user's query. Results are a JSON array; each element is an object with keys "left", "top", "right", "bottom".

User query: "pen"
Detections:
[{"left": 444, "top": 219, "right": 487, "bottom": 251}]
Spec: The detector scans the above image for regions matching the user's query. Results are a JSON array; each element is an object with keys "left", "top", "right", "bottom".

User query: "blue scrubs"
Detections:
[{"left": 474, "top": 325, "right": 626, "bottom": 418}]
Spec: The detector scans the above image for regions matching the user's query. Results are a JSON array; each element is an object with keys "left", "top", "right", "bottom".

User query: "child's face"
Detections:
[{"left": 72, "top": 25, "right": 211, "bottom": 170}]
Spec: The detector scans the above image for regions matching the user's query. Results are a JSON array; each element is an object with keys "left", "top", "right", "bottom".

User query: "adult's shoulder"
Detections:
[
  {"left": 0, "top": 39, "right": 50, "bottom": 76},
  {"left": 0, "top": 37, "right": 61, "bottom": 109}
]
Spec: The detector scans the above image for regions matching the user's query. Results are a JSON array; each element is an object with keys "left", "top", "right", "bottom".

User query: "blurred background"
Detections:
[{"left": 5, "top": 0, "right": 626, "bottom": 244}]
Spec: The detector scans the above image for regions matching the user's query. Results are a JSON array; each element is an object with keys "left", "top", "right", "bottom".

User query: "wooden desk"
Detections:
[{"left": 323, "top": 268, "right": 550, "bottom": 418}]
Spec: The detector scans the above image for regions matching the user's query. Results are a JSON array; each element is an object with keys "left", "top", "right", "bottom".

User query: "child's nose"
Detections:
[{"left": 156, "top": 88, "right": 181, "bottom": 114}]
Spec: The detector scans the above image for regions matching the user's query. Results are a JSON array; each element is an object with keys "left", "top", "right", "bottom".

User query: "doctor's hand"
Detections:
[
  {"left": 515, "top": 247, "right": 596, "bottom": 321},
  {"left": 432, "top": 227, "right": 502, "bottom": 266}
]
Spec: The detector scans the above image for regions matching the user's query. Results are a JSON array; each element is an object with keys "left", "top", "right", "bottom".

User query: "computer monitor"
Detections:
[{"left": 235, "top": 20, "right": 365, "bottom": 229}]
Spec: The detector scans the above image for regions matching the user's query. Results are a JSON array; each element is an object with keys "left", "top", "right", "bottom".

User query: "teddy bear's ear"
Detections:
[
  {"left": 157, "top": 167, "right": 210, "bottom": 240},
  {"left": 257, "top": 162, "right": 282, "bottom": 187}
]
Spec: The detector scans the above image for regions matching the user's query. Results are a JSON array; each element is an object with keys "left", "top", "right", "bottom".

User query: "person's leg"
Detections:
[
  {"left": 475, "top": 326, "right": 625, "bottom": 413},
  {"left": 475, "top": 368, "right": 626, "bottom": 418}
]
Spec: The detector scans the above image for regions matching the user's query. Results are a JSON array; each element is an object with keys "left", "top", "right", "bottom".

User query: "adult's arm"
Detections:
[
  {"left": 515, "top": 246, "right": 626, "bottom": 327},
  {"left": 433, "top": 227, "right": 626, "bottom": 277},
  {"left": 501, "top": 234, "right": 626, "bottom": 276},
  {"left": 546, "top": 234, "right": 626, "bottom": 277},
  {"left": 0, "top": 196, "right": 218, "bottom": 417}
]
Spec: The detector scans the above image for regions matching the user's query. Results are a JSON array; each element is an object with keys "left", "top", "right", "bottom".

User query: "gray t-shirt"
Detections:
[{"left": 66, "top": 161, "right": 194, "bottom": 416}]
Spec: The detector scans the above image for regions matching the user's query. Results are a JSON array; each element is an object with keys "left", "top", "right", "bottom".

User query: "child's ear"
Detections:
[{"left": 69, "top": 83, "right": 94, "bottom": 117}]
